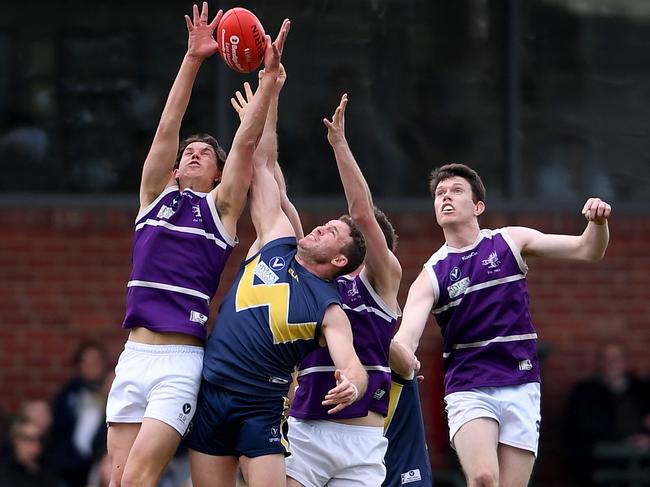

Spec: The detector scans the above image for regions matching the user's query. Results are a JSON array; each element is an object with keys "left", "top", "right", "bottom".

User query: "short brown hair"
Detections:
[
  {"left": 374, "top": 207, "right": 397, "bottom": 252},
  {"left": 175, "top": 134, "right": 227, "bottom": 172},
  {"left": 336, "top": 215, "right": 366, "bottom": 277},
  {"left": 429, "top": 163, "right": 486, "bottom": 204}
]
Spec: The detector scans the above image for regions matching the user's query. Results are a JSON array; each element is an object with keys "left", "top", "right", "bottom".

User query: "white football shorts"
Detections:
[
  {"left": 286, "top": 417, "right": 388, "bottom": 487},
  {"left": 445, "top": 382, "right": 541, "bottom": 455},
  {"left": 106, "top": 341, "right": 203, "bottom": 435}
]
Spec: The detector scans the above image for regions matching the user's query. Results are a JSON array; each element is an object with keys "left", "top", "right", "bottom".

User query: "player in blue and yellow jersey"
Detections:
[
  {"left": 105, "top": 5, "right": 290, "bottom": 487},
  {"left": 187, "top": 66, "right": 368, "bottom": 487}
]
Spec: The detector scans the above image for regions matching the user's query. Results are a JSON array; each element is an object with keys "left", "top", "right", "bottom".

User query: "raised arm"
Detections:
[
  {"left": 231, "top": 70, "right": 299, "bottom": 262},
  {"left": 140, "top": 2, "right": 222, "bottom": 210},
  {"left": 212, "top": 18, "right": 291, "bottom": 239},
  {"left": 391, "top": 269, "right": 436, "bottom": 376},
  {"left": 320, "top": 304, "right": 368, "bottom": 414},
  {"left": 324, "top": 94, "right": 401, "bottom": 306},
  {"left": 507, "top": 197, "right": 611, "bottom": 261},
  {"left": 275, "top": 163, "right": 305, "bottom": 239}
]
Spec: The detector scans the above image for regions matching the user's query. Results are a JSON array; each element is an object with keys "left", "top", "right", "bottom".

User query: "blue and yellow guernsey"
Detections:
[{"left": 202, "top": 237, "right": 341, "bottom": 395}]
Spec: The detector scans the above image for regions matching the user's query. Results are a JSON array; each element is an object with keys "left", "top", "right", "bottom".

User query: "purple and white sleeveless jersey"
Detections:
[
  {"left": 123, "top": 185, "right": 237, "bottom": 340},
  {"left": 425, "top": 228, "right": 540, "bottom": 395},
  {"left": 290, "top": 272, "right": 399, "bottom": 420}
]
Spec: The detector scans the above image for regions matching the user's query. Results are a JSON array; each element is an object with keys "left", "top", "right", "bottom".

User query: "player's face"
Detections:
[
  {"left": 299, "top": 219, "right": 352, "bottom": 263},
  {"left": 433, "top": 177, "right": 481, "bottom": 226},
  {"left": 175, "top": 142, "right": 221, "bottom": 189}
]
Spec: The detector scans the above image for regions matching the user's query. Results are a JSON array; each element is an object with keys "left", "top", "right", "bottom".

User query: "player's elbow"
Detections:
[
  {"left": 349, "top": 207, "right": 374, "bottom": 225},
  {"left": 577, "top": 243, "right": 608, "bottom": 262}
]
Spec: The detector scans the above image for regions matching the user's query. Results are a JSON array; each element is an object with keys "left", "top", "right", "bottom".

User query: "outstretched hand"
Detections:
[
  {"left": 230, "top": 81, "right": 254, "bottom": 121},
  {"left": 582, "top": 197, "right": 612, "bottom": 225},
  {"left": 322, "top": 369, "right": 359, "bottom": 415},
  {"left": 231, "top": 64, "right": 286, "bottom": 121},
  {"left": 323, "top": 94, "right": 348, "bottom": 147},
  {"left": 184, "top": 2, "right": 222, "bottom": 60},
  {"left": 263, "top": 19, "right": 291, "bottom": 75}
]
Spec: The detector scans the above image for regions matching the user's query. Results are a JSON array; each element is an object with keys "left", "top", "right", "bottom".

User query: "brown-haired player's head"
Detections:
[
  {"left": 297, "top": 217, "right": 366, "bottom": 280},
  {"left": 429, "top": 163, "right": 486, "bottom": 227},
  {"left": 174, "top": 134, "right": 228, "bottom": 192}
]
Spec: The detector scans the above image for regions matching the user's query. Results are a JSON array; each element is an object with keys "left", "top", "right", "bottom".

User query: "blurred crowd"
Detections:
[
  {"left": 562, "top": 343, "right": 650, "bottom": 486},
  {"left": 0, "top": 341, "right": 192, "bottom": 487}
]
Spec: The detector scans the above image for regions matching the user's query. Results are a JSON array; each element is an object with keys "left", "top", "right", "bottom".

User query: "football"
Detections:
[{"left": 217, "top": 7, "right": 266, "bottom": 73}]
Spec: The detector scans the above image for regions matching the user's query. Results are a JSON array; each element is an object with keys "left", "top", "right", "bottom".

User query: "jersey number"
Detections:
[{"left": 236, "top": 255, "right": 317, "bottom": 344}]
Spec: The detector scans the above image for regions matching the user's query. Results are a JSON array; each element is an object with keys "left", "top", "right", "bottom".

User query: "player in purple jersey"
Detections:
[
  {"left": 283, "top": 94, "right": 402, "bottom": 487},
  {"left": 187, "top": 68, "right": 368, "bottom": 487},
  {"left": 105, "top": 3, "right": 290, "bottom": 487},
  {"left": 392, "top": 163, "right": 611, "bottom": 487}
]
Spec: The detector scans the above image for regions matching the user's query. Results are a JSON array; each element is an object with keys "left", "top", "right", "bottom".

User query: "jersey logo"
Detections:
[
  {"left": 519, "top": 359, "right": 533, "bottom": 371},
  {"left": 347, "top": 280, "right": 359, "bottom": 297},
  {"left": 373, "top": 388, "right": 386, "bottom": 400},
  {"left": 157, "top": 205, "right": 175, "bottom": 219},
  {"left": 447, "top": 277, "right": 470, "bottom": 299},
  {"left": 189, "top": 310, "right": 208, "bottom": 325},
  {"left": 401, "top": 469, "right": 422, "bottom": 484},
  {"left": 269, "top": 256, "right": 286, "bottom": 270},
  {"left": 449, "top": 266, "right": 461, "bottom": 281},
  {"left": 482, "top": 250, "right": 500, "bottom": 269},
  {"left": 192, "top": 204, "right": 202, "bottom": 221},
  {"left": 254, "top": 260, "right": 279, "bottom": 285},
  {"left": 236, "top": 255, "right": 317, "bottom": 344}
]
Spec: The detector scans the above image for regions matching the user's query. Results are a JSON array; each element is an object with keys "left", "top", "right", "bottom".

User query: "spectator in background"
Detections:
[
  {"left": 48, "top": 341, "right": 109, "bottom": 487},
  {"left": 19, "top": 399, "right": 53, "bottom": 436},
  {"left": 0, "top": 416, "right": 63, "bottom": 487},
  {"left": 563, "top": 343, "right": 650, "bottom": 486}
]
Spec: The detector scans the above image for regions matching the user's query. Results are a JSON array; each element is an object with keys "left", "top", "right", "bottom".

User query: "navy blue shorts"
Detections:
[
  {"left": 185, "top": 379, "right": 289, "bottom": 458},
  {"left": 383, "top": 374, "right": 433, "bottom": 486}
]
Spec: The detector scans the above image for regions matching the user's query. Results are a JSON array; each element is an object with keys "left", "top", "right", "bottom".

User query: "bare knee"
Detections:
[
  {"left": 119, "top": 468, "right": 160, "bottom": 487},
  {"left": 468, "top": 468, "right": 498, "bottom": 487}
]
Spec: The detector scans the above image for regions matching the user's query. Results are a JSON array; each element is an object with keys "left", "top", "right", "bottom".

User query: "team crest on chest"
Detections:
[
  {"left": 482, "top": 250, "right": 500, "bottom": 269},
  {"left": 347, "top": 279, "right": 359, "bottom": 298},
  {"left": 481, "top": 250, "right": 502, "bottom": 275},
  {"left": 191, "top": 204, "right": 202, "bottom": 221}
]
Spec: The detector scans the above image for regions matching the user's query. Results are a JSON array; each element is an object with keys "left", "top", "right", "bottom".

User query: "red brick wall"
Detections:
[{"left": 1, "top": 206, "right": 648, "bottom": 485}]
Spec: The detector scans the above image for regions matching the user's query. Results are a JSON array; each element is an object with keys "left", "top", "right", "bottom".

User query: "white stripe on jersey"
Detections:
[
  {"left": 127, "top": 280, "right": 210, "bottom": 302},
  {"left": 297, "top": 364, "right": 391, "bottom": 377},
  {"left": 135, "top": 219, "right": 228, "bottom": 249},
  {"left": 442, "top": 333, "right": 538, "bottom": 358},
  {"left": 433, "top": 274, "right": 526, "bottom": 314},
  {"left": 341, "top": 303, "right": 394, "bottom": 323}
]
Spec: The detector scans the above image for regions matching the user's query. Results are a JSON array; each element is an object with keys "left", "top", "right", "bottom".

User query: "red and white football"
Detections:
[{"left": 217, "top": 7, "right": 266, "bottom": 73}]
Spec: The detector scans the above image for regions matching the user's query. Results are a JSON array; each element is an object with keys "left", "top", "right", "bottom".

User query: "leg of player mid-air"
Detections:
[
  {"left": 497, "top": 444, "right": 536, "bottom": 487},
  {"left": 453, "top": 418, "right": 500, "bottom": 487},
  {"left": 240, "top": 454, "right": 287, "bottom": 487},
  {"left": 108, "top": 419, "right": 181, "bottom": 486},
  {"left": 189, "top": 451, "right": 239, "bottom": 487}
]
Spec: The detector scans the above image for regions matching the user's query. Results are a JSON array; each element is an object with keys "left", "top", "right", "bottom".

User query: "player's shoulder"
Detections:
[{"left": 253, "top": 236, "right": 298, "bottom": 259}]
